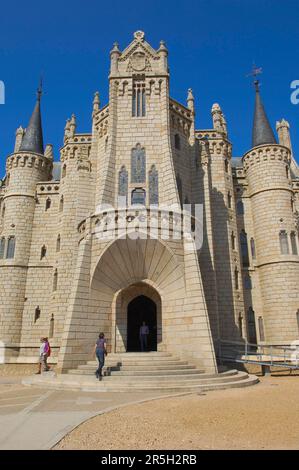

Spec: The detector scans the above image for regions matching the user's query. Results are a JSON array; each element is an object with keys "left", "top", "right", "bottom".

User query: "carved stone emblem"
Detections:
[{"left": 131, "top": 51, "right": 146, "bottom": 71}]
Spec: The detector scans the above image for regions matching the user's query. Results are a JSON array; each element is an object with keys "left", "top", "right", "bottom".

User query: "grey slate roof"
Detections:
[
  {"left": 252, "top": 81, "right": 277, "bottom": 148},
  {"left": 19, "top": 92, "right": 44, "bottom": 154}
]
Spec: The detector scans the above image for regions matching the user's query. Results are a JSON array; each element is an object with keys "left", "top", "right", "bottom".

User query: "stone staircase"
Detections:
[{"left": 23, "top": 352, "right": 259, "bottom": 393}]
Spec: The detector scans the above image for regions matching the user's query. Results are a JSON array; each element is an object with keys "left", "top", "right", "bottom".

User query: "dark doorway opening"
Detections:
[{"left": 127, "top": 295, "right": 157, "bottom": 352}]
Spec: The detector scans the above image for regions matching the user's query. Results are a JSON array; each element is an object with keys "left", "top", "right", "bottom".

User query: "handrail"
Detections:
[{"left": 215, "top": 338, "right": 299, "bottom": 370}]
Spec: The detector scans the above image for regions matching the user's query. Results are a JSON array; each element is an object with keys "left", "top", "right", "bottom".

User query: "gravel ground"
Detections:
[{"left": 55, "top": 373, "right": 299, "bottom": 450}]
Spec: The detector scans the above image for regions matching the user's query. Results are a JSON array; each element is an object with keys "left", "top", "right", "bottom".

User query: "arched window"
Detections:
[
  {"left": 59, "top": 196, "right": 64, "bottom": 212},
  {"left": 240, "top": 230, "right": 249, "bottom": 267},
  {"left": 131, "top": 188, "right": 146, "bottom": 206},
  {"left": 237, "top": 200, "right": 244, "bottom": 215},
  {"left": 175, "top": 134, "right": 181, "bottom": 150},
  {"left": 6, "top": 236, "right": 15, "bottom": 259},
  {"left": 53, "top": 269, "right": 58, "bottom": 292},
  {"left": 279, "top": 230, "right": 289, "bottom": 254},
  {"left": 244, "top": 275, "right": 252, "bottom": 290},
  {"left": 40, "top": 245, "right": 47, "bottom": 260},
  {"left": 149, "top": 165, "right": 159, "bottom": 206},
  {"left": 286, "top": 165, "right": 289, "bottom": 180},
  {"left": 62, "top": 164, "right": 66, "bottom": 178},
  {"left": 225, "top": 159, "right": 229, "bottom": 173},
  {"left": 250, "top": 237, "right": 256, "bottom": 260},
  {"left": 231, "top": 232, "right": 236, "bottom": 250},
  {"left": 176, "top": 174, "right": 183, "bottom": 208},
  {"left": 49, "top": 314, "right": 54, "bottom": 338},
  {"left": 227, "top": 192, "right": 232, "bottom": 209},
  {"left": 234, "top": 267, "right": 239, "bottom": 290},
  {"left": 258, "top": 316, "right": 265, "bottom": 341},
  {"left": 0, "top": 237, "right": 5, "bottom": 259},
  {"left": 56, "top": 235, "right": 61, "bottom": 252},
  {"left": 131, "top": 144, "right": 146, "bottom": 183},
  {"left": 247, "top": 307, "right": 257, "bottom": 344},
  {"left": 118, "top": 166, "right": 128, "bottom": 206},
  {"left": 45, "top": 198, "right": 51, "bottom": 211},
  {"left": 34, "top": 306, "right": 41, "bottom": 323},
  {"left": 238, "top": 313, "right": 243, "bottom": 338},
  {"left": 290, "top": 232, "right": 298, "bottom": 255}
]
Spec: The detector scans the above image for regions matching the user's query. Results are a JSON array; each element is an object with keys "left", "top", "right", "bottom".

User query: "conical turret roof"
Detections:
[
  {"left": 252, "top": 81, "right": 277, "bottom": 148},
  {"left": 19, "top": 84, "right": 44, "bottom": 154}
]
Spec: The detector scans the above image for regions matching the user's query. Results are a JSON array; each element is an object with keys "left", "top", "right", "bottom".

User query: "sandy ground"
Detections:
[{"left": 55, "top": 371, "right": 299, "bottom": 450}]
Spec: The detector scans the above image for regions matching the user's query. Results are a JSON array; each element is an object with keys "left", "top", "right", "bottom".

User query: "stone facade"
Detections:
[{"left": 0, "top": 32, "right": 298, "bottom": 372}]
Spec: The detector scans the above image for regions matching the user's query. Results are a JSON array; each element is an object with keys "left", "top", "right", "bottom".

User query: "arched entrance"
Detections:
[{"left": 127, "top": 295, "right": 157, "bottom": 352}]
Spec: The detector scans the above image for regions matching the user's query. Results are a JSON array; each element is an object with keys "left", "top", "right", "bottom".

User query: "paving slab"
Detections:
[{"left": 0, "top": 378, "right": 180, "bottom": 450}]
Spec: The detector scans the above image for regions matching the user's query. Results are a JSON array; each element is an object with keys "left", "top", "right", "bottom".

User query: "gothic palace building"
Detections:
[{"left": 0, "top": 31, "right": 298, "bottom": 373}]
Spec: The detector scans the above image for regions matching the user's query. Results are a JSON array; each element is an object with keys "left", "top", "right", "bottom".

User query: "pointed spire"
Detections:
[
  {"left": 19, "top": 80, "right": 44, "bottom": 154},
  {"left": 252, "top": 80, "right": 276, "bottom": 148}
]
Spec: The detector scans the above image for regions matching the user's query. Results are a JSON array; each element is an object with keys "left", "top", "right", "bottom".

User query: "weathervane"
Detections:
[
  {"left": 37, "top": 76, "right": 43, "bottom": 101},
  {"left": 246, "top": 64, "right": 262, "bottom": 90}
]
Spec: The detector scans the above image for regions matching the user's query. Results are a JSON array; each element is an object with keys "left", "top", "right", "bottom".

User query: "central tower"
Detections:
[{"left": 93, "top": 31, "right": 181, "bottom": 209}]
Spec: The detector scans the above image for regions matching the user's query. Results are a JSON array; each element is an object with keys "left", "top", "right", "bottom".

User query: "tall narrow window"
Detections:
[
  {"left": 237, "top": 200, "right": 244, "bottom": 215},
  {"left": 225, "top": 159, "right": 229, "bottom": 173},
  {"left": 290, "top": 232, "right": 298, "bottom": 255},
  {"left": 131, "top": 144, "right": 146, "bottom": 183},
  {"left": 40, "top": 245, "right": 47, "bottom": 260},
  {"left": 34, "top": 306, "right": 41, "bottom": 323},
  {"left": 56, "top": 235, "right": 61, "bottom": 252},
  {"left": 297, "top": 311, "right": 299, "bottom": 334},
  {"left": 131, "top": 188, "right": 146, "bottom": 206},
  {"left": 0, "top": 237, "right": 5, "bottom": 259},
  {"left": 45, "top": 198, "right": 51, "bottom": 211},
  {"left": 53, "top": 269, "right": 58, "bottom": 292},
  {"left": 279, "top": 230, "right": 289, "bottom": 254},
  {"left": 62, "top": 164, "right": 66, "bottom": 178},
  {"left": 286, "top": 165, "right": 289, "bottom": 180},
  {"left": 231, "top": 232, "right": 236, "bottom": 250},
  {"left": 244, "top": 275, "right": 252, "bottom": 290},
  {"left": 175, "top": 134, "right": 181, "bottom": 150},
  {"left": 228, "top": 191, "right": 232, "bottom": 209},
  {"left": 238, "top": 313, "right": 243, "bottom": 338},
  {"left": 49, "top": 314, "right": 54, "bottom": 338},
  {"left": 118, "top": 166, "right": 128, "bottom": 206},
  {"left": 132, "top": 81, "right": 146, "bottom": 117},
  {"left": 258, "top": 316, "right": 265, "bottom": 341},
  {"left": 6, "top": 236, "right": 15, "bottom": 259},
  {"left": 247, "top": 307, "right": 257, "bottom": 344},
  {"left": 59, "top": 196, "right": 64, "bottom": 212},
  {"left": 1, "top": 204, "right": 5, "bottom": 218},
  {"left": 250, "top": 237, "right": 256, "bottom": 260},
  {"left": 240, "top": 230, "right": 250, "bottom": 267},
  {"left": 149, "top": 165, "right": 159, "bottom": 206},
  {"left": 234, "top": 267, "right": 239, "bottom": 290}
]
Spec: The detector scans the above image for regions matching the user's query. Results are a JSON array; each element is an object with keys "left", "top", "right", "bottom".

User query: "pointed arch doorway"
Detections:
[{"left": 127, "top": 295, "right": 157, "bottom": 352}]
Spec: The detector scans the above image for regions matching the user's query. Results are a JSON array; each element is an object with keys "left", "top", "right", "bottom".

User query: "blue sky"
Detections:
[{"left": 0, "top": 0, "right": 298, "bottom": 176}]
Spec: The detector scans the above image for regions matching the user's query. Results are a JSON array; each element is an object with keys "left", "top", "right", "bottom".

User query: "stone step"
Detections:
[
  {"left": 23, "top": 373, "right": 259, "bottom": 393},
  {"left": 69, "top": 368, "right": 204, "bottom": 376},
  {"left": 81, "top": 373, "right": 249, "bottom": 384},
  {"left": 85, "top": 359, "right": 191, "bottom": 366}
]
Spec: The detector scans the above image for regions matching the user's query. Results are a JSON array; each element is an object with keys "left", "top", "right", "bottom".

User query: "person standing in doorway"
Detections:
[
  {"left": 139, "top": 321, "right": 149, "bottom": 352},
  {"left": 94, "top": 332, "right": 107, "bottom": 381}
]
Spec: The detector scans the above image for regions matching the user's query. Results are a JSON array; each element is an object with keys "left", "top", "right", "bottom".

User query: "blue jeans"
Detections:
[
  {"left": 96, "top": 349, "right": 105, "bottom": 376},
  {"left": 140, "top": 334, "right": 148, "bottom": 352}
]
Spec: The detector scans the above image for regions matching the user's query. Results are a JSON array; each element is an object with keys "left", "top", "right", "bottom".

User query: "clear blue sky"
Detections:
[{"left": 0, "top": 0, "right": 298, "bottom": 177}]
